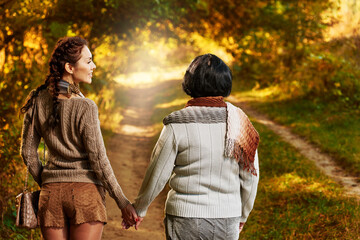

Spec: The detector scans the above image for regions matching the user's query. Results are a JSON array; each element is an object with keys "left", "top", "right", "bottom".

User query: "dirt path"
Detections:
[
  {"left": 102, "top": 81, "right": 176, "bottom": 239},
  {"left": 228, "top": 96, "right": 360, "bottom": 198}
]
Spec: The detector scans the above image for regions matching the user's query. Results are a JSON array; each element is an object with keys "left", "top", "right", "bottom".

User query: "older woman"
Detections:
[{"left": 128, "top": 54, "right": 259, "bottom": 240}]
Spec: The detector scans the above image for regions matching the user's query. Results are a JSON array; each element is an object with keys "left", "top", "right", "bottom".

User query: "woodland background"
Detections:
[{"left": 1, "top": 0, "right": 359, "bottom": 239}]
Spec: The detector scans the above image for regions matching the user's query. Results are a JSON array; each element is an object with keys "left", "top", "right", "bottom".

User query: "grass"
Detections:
[
  {"left": 232, "top": 86, "right": 360, "bottom": 177},
  {"left": 239, "top": 121, "right": 359, "bottom": 239}
]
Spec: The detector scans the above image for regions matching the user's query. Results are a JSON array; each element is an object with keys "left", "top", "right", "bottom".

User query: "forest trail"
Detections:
[{"left": 103, "top": 79, "right": 359, "bottom": 239}]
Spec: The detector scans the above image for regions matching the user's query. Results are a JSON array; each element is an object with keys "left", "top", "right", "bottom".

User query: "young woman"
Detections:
[
  {"left": 20, "top": 36, "right": 137, "bottom": 240},
  {"left": 126, "top": 54, "right": 260, "bottom": 239}
]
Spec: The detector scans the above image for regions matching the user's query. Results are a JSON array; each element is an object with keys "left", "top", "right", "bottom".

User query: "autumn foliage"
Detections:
[{"left": 1, "top": 0, "right": 359, "bottom": 238}]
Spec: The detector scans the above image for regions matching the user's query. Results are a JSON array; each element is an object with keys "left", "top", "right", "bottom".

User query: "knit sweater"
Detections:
[
  {"left": 20, "top": 89, "right": 130, "bottom": 209},
  {"left": 134, "top": 106, "right": 259, "bottom": 222}
]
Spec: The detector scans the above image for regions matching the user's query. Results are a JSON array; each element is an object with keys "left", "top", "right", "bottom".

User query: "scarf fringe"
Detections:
[
  {"left": 182, "top": 98, "right": 259, "bottom": 176},
  {"left": 225, "top": 138, "right": 258, "bottom": 176}
]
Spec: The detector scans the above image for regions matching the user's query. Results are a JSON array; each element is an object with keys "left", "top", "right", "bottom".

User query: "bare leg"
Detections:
[
  {"left": 41, "top": 226, "right": 69, "bottom": 240},
  {"left": 69, "top": 222, "right": 104, "bottom": 240}
]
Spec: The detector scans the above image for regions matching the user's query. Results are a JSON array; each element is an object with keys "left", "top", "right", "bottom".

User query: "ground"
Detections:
[{"left": 102, "top": 81, "right": 173, "bottom": 239}]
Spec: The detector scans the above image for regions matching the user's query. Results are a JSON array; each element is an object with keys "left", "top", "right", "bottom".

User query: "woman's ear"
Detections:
[{"left": 64, "top": 62, "right": 74, "bottom": 75}]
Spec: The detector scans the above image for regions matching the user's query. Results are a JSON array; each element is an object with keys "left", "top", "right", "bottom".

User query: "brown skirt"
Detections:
[{"left": 38, "top": 182, "right": 107, "bottom": 228}]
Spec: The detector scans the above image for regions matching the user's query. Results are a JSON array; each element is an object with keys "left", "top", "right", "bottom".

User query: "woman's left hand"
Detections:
[
  {"left": 135, "top": 217, "right": 144, "bottom": 230},
  {"left": 239, "top": 222, "right": 245, "bottom": 233}
]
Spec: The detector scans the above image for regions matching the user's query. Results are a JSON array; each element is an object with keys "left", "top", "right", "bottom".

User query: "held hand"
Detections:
[
  {"left": 121, "top": 219, "right": 131, "bottom": 229},
  {"left": 121, "top": 219, "right": 133, "bottom": 229},
  {"left": 121, "top": 215, "right": 143, "bottom": 230},
  {"left": 121, "top": 203, "right": 138, "bottom": 228},
  {"left": 239, "top": 222, "right": 245, "bottom": 233},
  {"left": 135, "top": 217, "right": 144, "bottom": 230}
]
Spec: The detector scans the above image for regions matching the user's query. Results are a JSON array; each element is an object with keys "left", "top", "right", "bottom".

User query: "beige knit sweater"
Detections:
[
  {"left": 20, "top": 89, "right": 130, "bottom": 209},
  {"left": 134, "top": 107, "right": 259, "bottom": 222}
]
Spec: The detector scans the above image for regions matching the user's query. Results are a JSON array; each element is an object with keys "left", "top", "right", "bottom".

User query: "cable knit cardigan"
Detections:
[
  {"left": 134, "top": 106, "right": 259, "bottom": 222},
  {"left": 20, "top": 89, "right": 130, "bottom": 209}
]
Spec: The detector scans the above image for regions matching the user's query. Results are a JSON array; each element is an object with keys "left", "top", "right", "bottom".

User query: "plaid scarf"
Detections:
[
  {"left": 58, "top": 79, "right": 84, "bottom": 98},
  {"left": 186, "top": 96, "right": 259, "bottom": 176}
]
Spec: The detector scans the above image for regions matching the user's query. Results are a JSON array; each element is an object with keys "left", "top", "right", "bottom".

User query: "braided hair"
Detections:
[{"left": 20, "top": 36, "right": 88, "bottom": 128}]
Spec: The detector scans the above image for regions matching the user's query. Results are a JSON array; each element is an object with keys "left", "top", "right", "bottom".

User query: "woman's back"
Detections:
[
  {"left": 163, "top": 106, "right": 242, "bottom": 218},
  {"left": 22, "top": 89, "right": 103, "bottom": 185}
]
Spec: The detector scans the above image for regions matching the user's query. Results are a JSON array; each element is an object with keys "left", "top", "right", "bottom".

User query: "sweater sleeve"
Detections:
[
  {"left": 20, "top": 105, "right": 43, "bottom": 186},
  {"left": 80, "top": 101, "right": 130, "bottom": 209},
  {"left": 239, "top": 149, "right": 259, "bottom": 222},
  {"left": 134, "top": 124, "right": 178, "bottom": 217}
]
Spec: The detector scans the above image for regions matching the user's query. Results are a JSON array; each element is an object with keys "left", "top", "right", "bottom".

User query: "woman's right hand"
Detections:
[{"left": 121, "top": 203, "right": 138, "bottom": 228}]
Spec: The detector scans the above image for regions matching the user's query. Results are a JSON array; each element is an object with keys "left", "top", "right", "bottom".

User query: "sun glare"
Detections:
[
  {"left": 114, "top": 65, "right": 186, "bottom": 88},
  {"left": 155, "top": 98, "right": 188, "bottom": 109},
  {"left": 116, "top": 123, "right": 162, "bottom": 137},
  {"left": 269, "top": 173, "right": 331, "bottom": 196},
  {"left": 324, "top": 0, "right": 360, "bottom": 40},
  {"left": 111, "top": 28, "right": 234, "bottom": 88}
]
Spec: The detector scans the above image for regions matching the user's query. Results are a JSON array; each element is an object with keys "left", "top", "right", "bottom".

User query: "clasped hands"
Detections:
[{"left": 121, "top": 203, "right": 143, "bottom": 230}]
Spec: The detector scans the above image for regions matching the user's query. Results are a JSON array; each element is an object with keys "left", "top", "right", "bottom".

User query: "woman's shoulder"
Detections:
[
  {"left": 71, "top": 97, "right": 96, "bottom": 107},
  {"left": 65, "top": 97, "right": 99, "bottom": 115},
  {"left": 61, "top": 98, "right": 99, "bottom": 123},
  {"left": 37, "top": 90, "right": 96, "bottom": 107},
  {"left": 37, "top": 88, "right": 51, "bottom": 100},
  {"left": 163, "top": 106, "right": 226, "bottom": 125}
]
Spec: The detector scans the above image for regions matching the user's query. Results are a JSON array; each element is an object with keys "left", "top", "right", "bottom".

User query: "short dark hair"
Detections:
[{"left": 182, "top": 54, "right": 232, "bottom": 98}]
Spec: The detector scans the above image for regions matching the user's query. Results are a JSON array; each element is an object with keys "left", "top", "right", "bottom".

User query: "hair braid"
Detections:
[
  {"left": 48, "top": 70, "right": 61, "bottom": 128},
  {"left": 20, "top": 81, "right": 49, "bottom": 114}
]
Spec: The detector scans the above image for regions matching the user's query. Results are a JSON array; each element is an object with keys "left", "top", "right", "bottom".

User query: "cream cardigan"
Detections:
[{"left": 134, "top": 107, "right": 259, "bottom": 222}]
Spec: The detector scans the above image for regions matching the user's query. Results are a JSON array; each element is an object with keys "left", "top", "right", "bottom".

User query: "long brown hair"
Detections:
[{"left": 20, "top": 36, "right": 88, "bottom": 128}]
